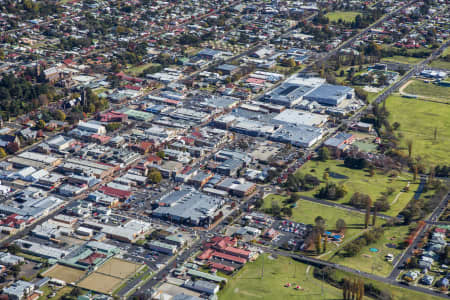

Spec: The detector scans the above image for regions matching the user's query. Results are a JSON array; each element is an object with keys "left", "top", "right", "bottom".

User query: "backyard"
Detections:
[
  {"left": 218, "top": 254, "right": 342, "bottom": 300},
  {"left": 386, "top": 95, "right": 450, "bottom": 165}
]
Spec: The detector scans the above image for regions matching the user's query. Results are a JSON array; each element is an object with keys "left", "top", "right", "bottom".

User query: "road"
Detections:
[
  {"left": 301, "top": 0, "right": 421, "bottom": 74},
  {"left": 389, "top": 192, "right": 449, "bottom": 281}
]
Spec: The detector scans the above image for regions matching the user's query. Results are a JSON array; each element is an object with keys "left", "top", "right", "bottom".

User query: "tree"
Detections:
[
  {"left": 6, "top": 142, "right": 19, "bottom": 154},
  {"left": 318, "top": 147, "right": 330, "bottom": 161},
  {"left": 315, "top": 234, "right": 322, "bottom": 254},
  {"left": 37, "top": 119, "right": 46, "bottom": 130},
  {"left": 365, "top": 197, "right": 372, "bottom": 229},
  {"left": 156, "top": 151, "right": 165, "bottom": 159},
  {"left": 315, "top": 216, "right": 326, "bottom": 232},
  {"left": 70, "top": 287, "right": 82, "bottom": 297},
  {"left": 11, "top": 264, "right": 21, "bottom": 278},
  {"left": 286, "top": 193, "right": 300, "bottom": 204},
  {"left": 148, "top": 170, "right": 162, "bottom": 184},
  {"left": 413, "top": 165, "right": 418, "bottom": 182},
  {"left": 271, "top": 201, "right": 281, "bottom": 217},
  {"left": 336, "top": 218, "right": 346, "bottom": 232},
  {"left": 372, "top": 206, "right": 377, "bottom": 226},
  {"left": 55, "top": 109, "right": 66, "bottom": 121},
  {"left": 323, "top": 172, "right": 329, "bottom": 181},
  {"left": 406, "top": 139, "right": 413, "bottom": 158},
  {"left": 0, "top": 147, "right": 6, "bottom": 158},
  {"left": 7, "top": 244, "right": 21, "bottom": 255}
]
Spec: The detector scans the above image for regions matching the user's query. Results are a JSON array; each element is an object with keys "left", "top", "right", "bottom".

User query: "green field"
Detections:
[
  {"left": 381, "top": 56, "right": 424, "bottom": 65},
  {"left": 125, "top": 62, "right": 161, "bottom": 76},
  {"left": 330, "top": 225, "right": 410, "bottom": 276},
  {"left": 263, "top": 195, "right": 383, "bottom": 254},
  {"left": 38, "top": 285, "right": 73, "bottom": 300},
  {"left": 386, "top": 95, "right": 450, "bottom": 165},
  {"left": 404, "top": 80, "right": 450, "bottom": 102},
  {"left": 326, "top": 11, "right": 361, "bottom": 22},
  {"left": 218, "top": 254, "right": 342, "bottom": 300},
  {"left": 429, "top": 59, "right": 450, "bottom": 70},
  {"left": 294, "top": 160, "right": 414, "bottom": 217}
]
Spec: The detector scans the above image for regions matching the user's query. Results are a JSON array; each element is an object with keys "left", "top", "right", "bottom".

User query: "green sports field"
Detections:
[
  {"left": 386, "top": 95, "right": 450, "bottom": 165},
  {"left": 294, "top": 160, "right": 414, "bottom": 217},
  {"left": 218, "top": 254, "right": 342, "bottom": 300},
  {"left": 326, "top": 11, "right": 361, "bottom": 22}
]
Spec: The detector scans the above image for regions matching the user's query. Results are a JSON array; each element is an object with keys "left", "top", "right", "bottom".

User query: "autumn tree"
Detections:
[{"left": 365, "top": 197, "right": 372, "bottom": 229}]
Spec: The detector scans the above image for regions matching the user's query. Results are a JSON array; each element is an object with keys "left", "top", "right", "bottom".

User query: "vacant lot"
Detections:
[
  {"left": 97, "top": 258, "right": 141, "bottom": 279},
  {"left": 386, "top": 95, "right": 450, "bottom": 165},
  {"left": 403, "top": 80, "right": 450, "bottom": 102},
  {"left": 326, "top": 11, "right": 361, "bottom": 22},
  {"left": 381, "top": 56, "right": 424, "bottom": 65},
  {"left": 42, "top": 264, "right": 86, "bottom": 284},
  {"left": 218, "top": 254, "right": 342, "bottom": 300},
  {"left": 78, "top": 272, "right": 122, "bottom": 295},
  {"left": 294, "top": 159, "right": 413, "bottom": 216}
]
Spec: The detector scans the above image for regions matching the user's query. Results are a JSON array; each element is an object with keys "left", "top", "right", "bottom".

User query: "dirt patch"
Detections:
[
  {"left": 96, "top": 258, "right": 141, "bottom": 279},
  {"left": 77, "top": 272, "right": 122, "bottom": 294},
  {"left": 42, "top": 264, "right": 86, "bottom": 284}
]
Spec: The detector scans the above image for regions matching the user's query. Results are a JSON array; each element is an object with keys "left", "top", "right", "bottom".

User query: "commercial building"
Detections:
[
  {"left": 153, "top": 186, "right": 224, "bottom": 226},
  {"left": 0, "top": 253, "right": 24, "bottom": 266},
  {"left": 15, "top": 239, "right": 69, "bottom": 259},
  {"left": 216, "top": 178, "right": 256, "bottom": 197},
  {"left": 59, "top": 241, "right": 119, "bottom": 270},
  {"left": 3, "top": 280, "right": 35, "bottom": 300},
  {"left": 270, "top": 124, "right": 324, "bottom": 148},
  {"left": 0, "top": 196, "right": 65, "bottom": 222},
  {"left": 271, "top": 109, "right": 328, "bottom": 127},
  {"left": 303, "top": 84, "right": 354, "bottom": 106},
  {"left": 183, "top": 280, "right": 219, "bottom": 295},
  {"left": 264, "top": 82, "right": 315, "bottom": 107},
  {"left": 77, "top": 121, "right": 106, "bottom": 135},
  {"left": 148, "top": 240, "right": 178, "bottom": 255}
]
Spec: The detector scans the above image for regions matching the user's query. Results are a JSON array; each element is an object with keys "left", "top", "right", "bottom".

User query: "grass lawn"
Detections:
[
  {"left": 386, "top": 95, "right": 450, "bottom": 165},
  {"left": 125, "top": 63, "right": 161, "bottom": 76},
  {"left": 381, "top": 56, "right": 424, "bottom": 65},
  {"left": 263, "top": 195, "right": 384, "bottom": 254},
  {"left": 404, "top": 80, "right": 450, "bottom": 102},
  {"left": 17, "top": 251, "right": 47, "bottom": 263},
  {"left": 38, "top": 285, "right": 73, "bottom": 300},
  {"left": 326, "top": 11, "right": 361, "bottom": 22},
  {"left": 218, "top": 254, "right": 343, "bottom": 300},
  {"left": 294, "top": 159, "right": 413, "bottom": 217},
  {"left": 429, "top": 58, "right": 450, "bottom": 70},
  {"left": 330, "top": 225, "right": 410, "bottom": 276}
]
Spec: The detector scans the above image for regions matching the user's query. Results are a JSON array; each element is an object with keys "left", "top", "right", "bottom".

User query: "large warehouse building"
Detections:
[{"left": 304, "top": 83, "right": 354, "bottom": 106}]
